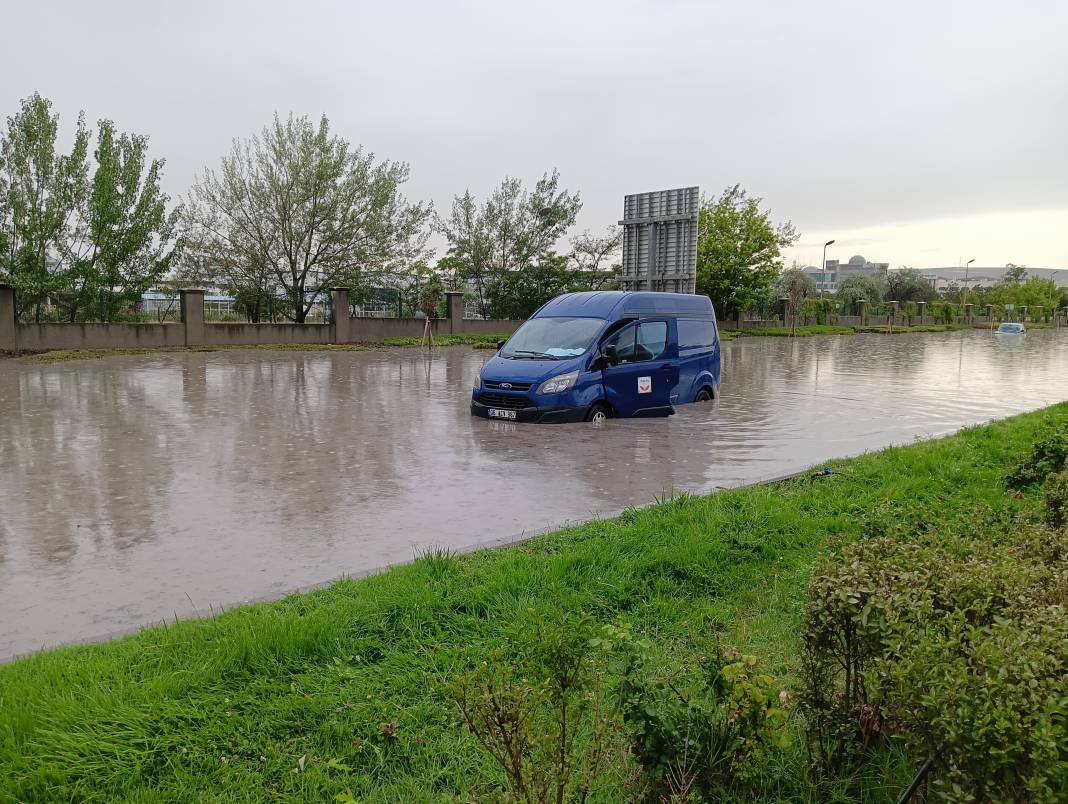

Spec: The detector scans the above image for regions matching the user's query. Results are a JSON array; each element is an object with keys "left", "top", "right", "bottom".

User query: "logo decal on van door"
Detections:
[{"left": 637, "top": 376, "right": 652, "bottom": 394}]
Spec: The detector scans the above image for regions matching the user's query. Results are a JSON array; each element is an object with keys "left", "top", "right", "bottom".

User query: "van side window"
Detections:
[
  {"left": 636, "top": 321, "right": 668, "bottom": 361},
  {"left": 678, "top": 319, "right": 715, "bottom": 355},
  {"left": 605, "top": 321, "right": 667, "bottom": 364}
]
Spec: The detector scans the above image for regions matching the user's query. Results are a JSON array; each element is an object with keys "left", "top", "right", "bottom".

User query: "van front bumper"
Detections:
[{"left": 470, "top": 399, "right": 587, "bottom": 424}]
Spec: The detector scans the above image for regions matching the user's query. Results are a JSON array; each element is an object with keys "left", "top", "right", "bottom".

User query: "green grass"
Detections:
[
  {"left": 27, "top": 334, "right": 510, "bottom": 363},
  {"left": 2, "top": 403, "right": 1063, "bottom": 801},
  {"left": 376, "top": 333, "right": 509, "bottom": 347},
  {"left": 852, "top": 324, "right": 967, "bottom": 334},
  {"left": 30, "top": 344, "right": 366, "bottom": 363},
  {"left": 742, "top": 325, "right": 855, "bottom": 337}
]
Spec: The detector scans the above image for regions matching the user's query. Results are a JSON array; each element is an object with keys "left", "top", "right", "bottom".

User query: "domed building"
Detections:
[{"left": 804, "top": 253, "right": 889, "bottom": 292}]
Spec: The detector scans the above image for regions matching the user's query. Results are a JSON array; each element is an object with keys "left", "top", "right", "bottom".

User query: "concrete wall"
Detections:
[
  {"left": 204, "top": 323, "right": 337, "bottom": 346},
  {"left": 0, "top": 285, "right": 523, "bottom": 352},
  {"left": 16, "top": 322, "right": 187, "bottom": 350}
]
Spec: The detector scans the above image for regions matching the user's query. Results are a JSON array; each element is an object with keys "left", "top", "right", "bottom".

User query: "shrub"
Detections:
[
  {"left": 799, "top": 513, "right": 1068, "bottom": 802},
  {"left": 450, "top": 617, "right": 790, "bottom": 802},
  {"left": 449, "top": 613, "right": 619, "bottom": 804},
  {"left": 599, "top": 625, "right": 790, "bottom": 799},
  {"left": 1006, "top": 419, "right": 1068, "bottom": 489},
  {"left": 1044, "top": 469, "right": 1068, "bottom": 530}
]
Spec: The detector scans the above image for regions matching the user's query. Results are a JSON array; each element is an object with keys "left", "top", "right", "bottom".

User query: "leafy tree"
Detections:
[
  {"left": 185, "top": 113, "right": 431, "bottom": 322},
  {"left": 696, "top": 185, "right": 798, "bottom": 318},
  {"left": 885, "top": 267, "right": 936, "bottom": 304},
  {"left": 775, "top": 267, "right": 815, "bottom": 334},
  {"left": 1003, "top": 263, "right": 1028, "bottom": 283},
  {"left": 568, "top": 226, "right": 621, "bottom": 289},
  {"left": 485, "top": 254, "right": 596, "bottom": 320},
  {"left": 1, "top": 93, "right": 179, "bottom": 322},
  {"left": 988, "top": 276, "right": 1063, "bottom": 313},
  {"left": 836, "top": 274, "right": 886, "bottom": 315},
  {"left": 61, "top": 119, "right": 181, "bottom": 321},
  {"left": 0, "top": 93, "right": 89, "bottom": 321},
  {"left": 437, "top": 170, "right": 581, "bottom": 318}
]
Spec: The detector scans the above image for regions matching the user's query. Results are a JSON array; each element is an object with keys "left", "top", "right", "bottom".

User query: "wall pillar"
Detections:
[
  {"left": 1020, "top": 305, "right": 1028, "bottom": 322},
  {"left": 986, "top": 304, "right": 993, "bottom": 322},
  {"left": 858, "top": 299, "right": 867, "bottom": 326},
  {"left": 445, "top": 291, "right": 464, "bottom": 335},
  {"left": 916, "top": 301, "right": 927, "bottom": 324},
  {"left": 735, "top": 309, "right": 744, "bottom": 330},
  {"left": 180, "top": 289, "right": 205, "bottom": 346},
  {"left": 887, "top": 300, "right": 899, "bottom": 326},
  {"left": 964, "top": 303, "right": 973, "bottom": 323},
  {"left": 331, "top": 288, "right": 351, "bottom": 343},
  {"left": 0, "top": 284, "right": 16, "bottom": 351}
]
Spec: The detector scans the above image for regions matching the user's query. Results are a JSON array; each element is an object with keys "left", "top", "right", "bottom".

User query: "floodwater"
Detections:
[{"left": 1, "top": 329, "right": 1067, "bottom": 658}]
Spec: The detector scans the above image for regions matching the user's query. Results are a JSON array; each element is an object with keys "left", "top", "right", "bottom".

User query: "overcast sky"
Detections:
[{"left": 3, "top": 0, "right": 1066, "bottom": 270}]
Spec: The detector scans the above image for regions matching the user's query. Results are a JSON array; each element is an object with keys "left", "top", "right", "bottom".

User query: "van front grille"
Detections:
[
  {"left": 478, "top": 392, "right": 530, "bottom": 410},
  {"left": 484, "top": 380, "right": 533, "bottom": 391}
]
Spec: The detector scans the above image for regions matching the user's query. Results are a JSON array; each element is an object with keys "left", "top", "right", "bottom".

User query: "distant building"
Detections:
[
  {"left": 918, "top": 266, "right": 1068, "bottom": 292},
  {"left": 803, "top": 255, "right": 889, "bottom": 293}
]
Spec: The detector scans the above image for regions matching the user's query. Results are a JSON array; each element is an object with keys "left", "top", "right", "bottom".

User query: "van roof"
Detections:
[{"left": 534, "top": 291, "right": 716, "bottom": 320}]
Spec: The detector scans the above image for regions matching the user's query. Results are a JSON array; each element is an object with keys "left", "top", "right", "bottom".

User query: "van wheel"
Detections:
[
  {"left": 586, "top": 403, "right": 610, "bottom": 424},
  {"left": 695, "top": 388, "right": 714, "bottom": 403}
]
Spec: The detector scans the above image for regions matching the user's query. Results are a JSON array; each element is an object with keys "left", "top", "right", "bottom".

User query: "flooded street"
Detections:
[{"left": 1, "top": 329, "right": 1067, "bottom": 658}]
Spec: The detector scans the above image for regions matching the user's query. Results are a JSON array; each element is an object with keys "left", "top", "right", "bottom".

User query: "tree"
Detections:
[
  {"left": 1003, "top": 263, "right": 1028, "bottom": 283},
  {"left": 486, "top": 254, "right": 594, "bottom": 320},
  {"left": 774, "top": 267, "right": 815, "bottom": 334},
  {"left": 836, "top": 274, "right": 886, "bottom": 315},
  {"left": 696, "top": 185, "right": 799, "bottom": 318},
  {"left": 0, "top": 93, "right": 89, "bottom": 321},
  {"left": 185, "top": 113, "right": 431, "bottom": 323},
  {"left": 437, "top": 170, "right": 581, "bottom": 318},
  {"left": 568, "top": 226, "right": 621, "bottom": 289},
  {"left": 988, "top": 276, "right": 1062, "bottom": 313},
  {"left": 885, "top": 267, "right": 936, "bottom": 304},
  {"left": 60, "top": 119, "right": 181, "bottom": 321},
  {"left": 1, "top": 93, "right": 179, "bottom": 322}
]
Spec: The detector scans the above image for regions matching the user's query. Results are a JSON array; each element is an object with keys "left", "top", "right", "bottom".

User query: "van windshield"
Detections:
[{"left": 502, "top": 316, "right": 606, "bottom": 359}]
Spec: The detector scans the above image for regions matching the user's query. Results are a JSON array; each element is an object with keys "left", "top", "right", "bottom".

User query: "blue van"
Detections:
[{"left": 471, "top": 291, "right": 721, "bottom": 423}]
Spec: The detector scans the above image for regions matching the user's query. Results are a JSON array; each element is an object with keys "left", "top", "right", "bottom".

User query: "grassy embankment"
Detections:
[{"left": 2, "top": 402, "right": 1064, "bottom": 801}]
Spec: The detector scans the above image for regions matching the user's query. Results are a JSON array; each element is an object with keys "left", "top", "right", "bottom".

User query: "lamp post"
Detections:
[
  {"left": 963, "top": 258, "right": 975, "bottom": 306},
  {"left": 821, "top": 239, "right": 835, "bottom": 297}
]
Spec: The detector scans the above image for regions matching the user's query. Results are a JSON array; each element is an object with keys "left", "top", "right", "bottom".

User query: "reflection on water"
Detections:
[{"left": 1, "top": 330, "right": 1067, "bottom": 657}]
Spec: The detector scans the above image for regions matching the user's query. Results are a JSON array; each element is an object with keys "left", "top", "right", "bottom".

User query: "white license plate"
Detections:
[{"left": 488, "top": 408, "right": 516, "bottom": 420}]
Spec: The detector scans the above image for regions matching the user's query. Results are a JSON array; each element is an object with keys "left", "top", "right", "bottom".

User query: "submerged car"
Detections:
[
  {"left": 471, "top": 291, "right": 721, "bottom": 423},
  {"left": 995, "top": 322, "right": 1026, "bottom": 335}
]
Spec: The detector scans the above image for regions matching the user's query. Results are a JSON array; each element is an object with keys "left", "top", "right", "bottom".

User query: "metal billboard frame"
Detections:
[{"left": 618, "top": 186, "right": 699, "bottom": 294}]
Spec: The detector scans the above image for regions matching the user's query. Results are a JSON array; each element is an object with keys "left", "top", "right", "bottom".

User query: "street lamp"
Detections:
[
  {"left": 963, "top": 258, "right": 975, "bottom": 306},
  {"left": 821, "top": 239, "right": 835, "bottom": 297}
]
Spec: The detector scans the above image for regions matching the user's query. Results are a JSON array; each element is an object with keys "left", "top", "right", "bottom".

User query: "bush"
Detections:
[
  {"left": 1006, "top": 419, "right": 1068, "bottom": 489},
  {"left": 601, "top": 625, "right": 790, "bottom": 799},
  {"left": 799, "top": 508, "right": 1068, "bottom": 802},
  {"left": 1044, "top": 469, "right": 1068, "bottom": 530},
  {"left": 450, "top": 617, "right": 791, "bottom": 802},
  {"left": 449, "top": 613, "right": 620, "bottom": 803}
]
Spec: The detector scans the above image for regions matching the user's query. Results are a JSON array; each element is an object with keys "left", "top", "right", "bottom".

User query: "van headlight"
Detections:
[{"left": 537, "top": 370, "right": 579, "bottom": 395}]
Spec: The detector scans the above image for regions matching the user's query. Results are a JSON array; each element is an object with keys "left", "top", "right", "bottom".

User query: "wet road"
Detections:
[{"left": 2, "top": 329, "right": 1067, "bottom": 658}]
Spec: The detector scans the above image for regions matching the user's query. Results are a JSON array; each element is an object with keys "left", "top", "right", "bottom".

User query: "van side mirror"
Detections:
[
  {"left": 593, "top": 343, "right": 619, "bottom": 371},
  {"left": 496, "top": 340, "right": 506, "bottom": 350}
]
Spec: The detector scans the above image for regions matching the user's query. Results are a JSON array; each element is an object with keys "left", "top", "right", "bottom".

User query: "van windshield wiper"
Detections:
[{"left": 509, "top": 350, "right": 560, "bottom": 360}]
